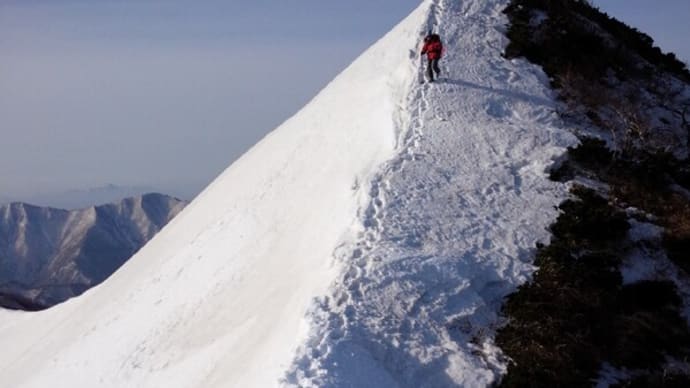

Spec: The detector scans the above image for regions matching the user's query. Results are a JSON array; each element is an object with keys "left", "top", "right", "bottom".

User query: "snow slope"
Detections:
[
  {"left": 0, "top": 3, "right": 428, "bottom": 388},
  {"left": 0, "top": 0, "right": 575, "bottom": 387}
]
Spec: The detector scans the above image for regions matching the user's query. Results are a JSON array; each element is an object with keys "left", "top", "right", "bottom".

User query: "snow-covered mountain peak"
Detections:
[
  {"left": 0, "top": 1, "right": 575, "bottom": 387},
  {"left": 0, "top": 194, "right": 187, "bottom": 310}
]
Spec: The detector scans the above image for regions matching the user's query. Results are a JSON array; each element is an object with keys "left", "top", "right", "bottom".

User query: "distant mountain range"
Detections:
[
  {"left": 0, "top": 184, "right": 170, "bottom": 210},
  {"left": 0, "top": 193, "right": 187, "bottom": 310}
]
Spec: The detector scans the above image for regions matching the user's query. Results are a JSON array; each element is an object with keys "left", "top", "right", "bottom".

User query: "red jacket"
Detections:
[{"left": 422, "top": 37, "right": 443, "bottom": 60}]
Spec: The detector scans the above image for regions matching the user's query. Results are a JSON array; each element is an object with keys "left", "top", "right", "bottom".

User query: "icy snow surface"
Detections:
[{"left": 0, "top": 0, "right": 575, "bottom": 387}]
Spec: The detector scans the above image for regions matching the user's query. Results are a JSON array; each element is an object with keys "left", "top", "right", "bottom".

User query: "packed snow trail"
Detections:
[{"left": 286, "top": 0, "right": 575, "bottom": 386}]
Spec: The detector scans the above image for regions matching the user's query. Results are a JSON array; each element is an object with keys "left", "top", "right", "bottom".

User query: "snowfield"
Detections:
[{"left": 0, "top": 0, "right": 575, "bottom": 387}]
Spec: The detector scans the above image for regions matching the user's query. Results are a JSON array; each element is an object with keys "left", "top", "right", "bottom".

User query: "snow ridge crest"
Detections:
[{"left": 285, "top": 0, "right": 575, "bottom": 386}]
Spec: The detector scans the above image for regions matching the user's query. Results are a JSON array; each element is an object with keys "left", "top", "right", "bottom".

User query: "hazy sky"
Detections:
[{"left": 1, "top": 1, "right": 688, "bottom": 201}]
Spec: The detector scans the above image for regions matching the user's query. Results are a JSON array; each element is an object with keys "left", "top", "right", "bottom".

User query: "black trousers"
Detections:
[{"left": 426, "top": 58, "right": 441, "bottom": 81}]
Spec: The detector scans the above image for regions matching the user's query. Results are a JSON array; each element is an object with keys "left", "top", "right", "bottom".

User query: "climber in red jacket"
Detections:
[{"left": 421, "top": 32, "right": 443, "bottom": 82}]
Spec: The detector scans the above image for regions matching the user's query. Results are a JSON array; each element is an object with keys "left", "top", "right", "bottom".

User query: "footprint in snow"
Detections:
[
  {"left": 507, "top": 71, "right": 521, "bottom": 83},
  {"left": 485, "top": 98, "right": 511, "bottom": 118}
]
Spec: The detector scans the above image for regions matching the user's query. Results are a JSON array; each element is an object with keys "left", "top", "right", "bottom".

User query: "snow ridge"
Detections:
[
  {"left": 286, "top": 0, "right": 575, "bottom": 386},
  {"left": 0, "top": 1, "right": 576, "bottom": 386}
]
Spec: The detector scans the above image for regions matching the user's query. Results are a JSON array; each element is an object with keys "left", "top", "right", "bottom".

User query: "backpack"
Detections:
[{"left": 427, "top": 33, "right": 441, "bottom": 43}]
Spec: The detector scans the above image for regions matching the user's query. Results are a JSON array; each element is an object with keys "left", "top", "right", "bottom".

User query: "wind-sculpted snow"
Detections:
[
  {"left": 286, "top": 0, "right": 575, "bottom": 386},
  {"left": 0, "top": 0, "right": 575, "bottom": 387}
]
